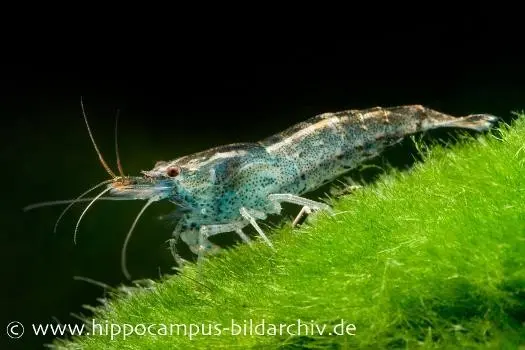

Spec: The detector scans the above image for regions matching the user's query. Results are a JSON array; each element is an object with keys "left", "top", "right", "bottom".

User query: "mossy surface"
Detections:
[{"left": 57, "top": 115, "right": 525, "bottom": 349}]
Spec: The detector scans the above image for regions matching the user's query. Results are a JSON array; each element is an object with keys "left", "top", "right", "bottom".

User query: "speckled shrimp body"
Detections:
[{"left": 106, "top": 105, "right": 497, "bottom": 275}]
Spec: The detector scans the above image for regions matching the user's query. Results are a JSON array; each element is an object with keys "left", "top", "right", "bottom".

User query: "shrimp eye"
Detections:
[{"left": 166, "top": 166, "right": 180, "bottom": 177}]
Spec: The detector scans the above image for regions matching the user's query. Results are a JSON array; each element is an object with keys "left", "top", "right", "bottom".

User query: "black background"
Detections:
[{"left": 2, "top": 14, "right": 524, "bottom": 349}]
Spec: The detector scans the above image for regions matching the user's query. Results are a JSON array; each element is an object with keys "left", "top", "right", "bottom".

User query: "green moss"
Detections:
[{"left": 56, "top": 114, "right": 525, "bottom": 349}]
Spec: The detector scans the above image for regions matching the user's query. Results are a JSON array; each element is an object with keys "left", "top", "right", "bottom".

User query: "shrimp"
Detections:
[{"left": 27, "top": 102, "right": 499, "bottom": 280}]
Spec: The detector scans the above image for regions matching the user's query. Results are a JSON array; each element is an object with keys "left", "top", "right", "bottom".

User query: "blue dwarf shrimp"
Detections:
[{"left": 25, "top": 101, "right": 498, "bottom": 279}]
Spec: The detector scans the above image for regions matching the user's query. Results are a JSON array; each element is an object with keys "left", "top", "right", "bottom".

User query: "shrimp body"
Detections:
[{"left": 109, "top": 105, "right": 497, "bottom": 266}]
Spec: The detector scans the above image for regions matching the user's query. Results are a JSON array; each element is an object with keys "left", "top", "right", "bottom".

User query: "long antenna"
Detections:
[
  {"left": 52, "top": 179, "right": 114, "bottom": 233},
  {"left": 114, "top": 108, "right": 126, "bottom": 177},
  {"left": 73, "top": 186, "right": 113, "bottom": 244},
  {"left": 80, "top": 97, "right": 117, "bottom": 178},
  {"left": 121, "top": 198, "right": 156, "bottom": 280}
]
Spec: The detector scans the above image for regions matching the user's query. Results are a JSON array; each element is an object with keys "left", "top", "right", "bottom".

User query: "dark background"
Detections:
[{"left": 2, "top": 16, "right": 524, "bottom": 349}]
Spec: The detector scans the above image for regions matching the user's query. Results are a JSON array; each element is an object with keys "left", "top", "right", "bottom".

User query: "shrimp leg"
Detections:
[
  {"left": 167, "top": 237, "right": 186, "bottom": 268},
  {"left": 292, "top": 206, "right": 312, "bottom": 227},
  {"left": 268, "top": 193, "right": 334, "bottom": 226},
  {"left": 239, "top": 207, "right": 274, "bottom": 249},
  {"left": 174, "top": 220, "right": 256, "bottom": 267}
]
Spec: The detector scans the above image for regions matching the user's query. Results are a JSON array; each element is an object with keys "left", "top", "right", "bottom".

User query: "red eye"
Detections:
[{"left": 166, "top": 166, "right": 180, "bottom": 177}]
